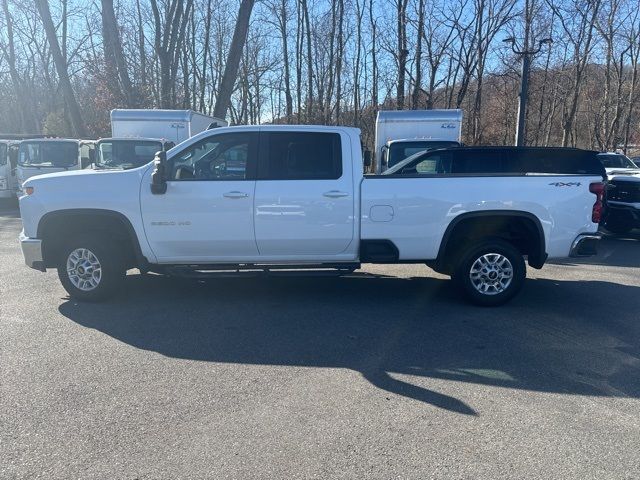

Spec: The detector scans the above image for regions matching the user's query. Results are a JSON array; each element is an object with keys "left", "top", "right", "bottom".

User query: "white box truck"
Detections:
[
  {"left": 0, "top": 140, "right": 20, "bottom": 198},
  {"left": 110, "top": 109, "right": 227, "bottom": 145},
  {"left": 15, "top": 139, "right": 94, "bottom": 196},
  {"left": 374, "top": 109, "right": 463, "bottom": 173}
]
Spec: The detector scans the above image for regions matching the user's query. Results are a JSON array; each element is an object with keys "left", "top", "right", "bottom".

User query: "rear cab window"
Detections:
[{"left": 259, "top": 132, "right": 342, "bottom": 180}]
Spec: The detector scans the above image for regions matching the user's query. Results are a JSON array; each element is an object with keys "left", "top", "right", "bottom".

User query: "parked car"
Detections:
[
  {"left": 374, "top": 109, "right": 462, "bottom": 173},
  {"left": 593, "top": 153, "right": 640, "bottom": 234},
  {"left": 603, "top": 174, "right": 640, "bottom": 234},
  {"left": 18, "top": 126, "right": 604, "bottom": 306},
  {"left": 597, "top": 152, "right": 639, "bottom": 178}
]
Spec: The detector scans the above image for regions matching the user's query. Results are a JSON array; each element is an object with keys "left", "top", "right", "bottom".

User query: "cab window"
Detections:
[
  {"left": 260, "top": 132, "right": 342, "bottom": 180},
  {"left": 169, "top": 133, "right": 257, "bottom": 181}
]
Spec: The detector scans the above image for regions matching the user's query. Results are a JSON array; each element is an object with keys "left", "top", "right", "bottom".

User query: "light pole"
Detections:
[{"left": 503, "top": 37, "right": 552, "bottom": 146}]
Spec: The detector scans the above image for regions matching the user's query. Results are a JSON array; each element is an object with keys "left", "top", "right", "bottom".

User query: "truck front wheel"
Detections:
[
  {"left": 453, "top": 239, "right": 526, "bottom": 307},
  {"left": 57, "top": 235, "right": 125, "bottom": 302}
]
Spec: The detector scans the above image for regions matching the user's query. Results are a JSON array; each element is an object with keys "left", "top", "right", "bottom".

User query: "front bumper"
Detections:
[
  {"left": 19, "top": 232, "right": 45, "bottom": 271},
  {"left": 569, "top": 233, "right": 601, "bottom": 257}
]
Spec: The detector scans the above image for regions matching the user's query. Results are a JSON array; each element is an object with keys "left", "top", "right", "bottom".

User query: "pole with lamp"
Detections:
[{"left": 503, "top": 36, "right": 553, "bottom": 146}]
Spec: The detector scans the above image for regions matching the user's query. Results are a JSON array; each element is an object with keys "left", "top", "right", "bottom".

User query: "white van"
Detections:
[
  {"left": 16, "top": 139, "right": 93, "bottom": 196},
  {"left": 110, "top": 109, "right": 227, "bottom": 145},
  {"left": 374, "top": 109, "right": 463, "bottom": 173}
]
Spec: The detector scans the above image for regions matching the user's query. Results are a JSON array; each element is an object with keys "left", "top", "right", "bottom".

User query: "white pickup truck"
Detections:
[{"left": 18, "top": 126, "right": 605, "bottom": 306}]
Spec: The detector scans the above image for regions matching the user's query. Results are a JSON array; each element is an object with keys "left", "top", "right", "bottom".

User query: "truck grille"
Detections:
[{"left": 607, "top": 180, "right": 640, "bottom": 203}]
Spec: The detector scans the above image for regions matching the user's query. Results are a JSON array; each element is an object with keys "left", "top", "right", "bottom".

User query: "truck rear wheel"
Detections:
[
  {"left": 453, "top": 239, "right": 526, "bottom": 307},
  {"left": 57, "top": 235, "right": 125, "bottom": 302}
]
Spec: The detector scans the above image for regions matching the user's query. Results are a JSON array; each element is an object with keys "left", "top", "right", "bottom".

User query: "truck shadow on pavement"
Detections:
[{"left": 58, "top": 272, "right": 640, "bottom": 416}]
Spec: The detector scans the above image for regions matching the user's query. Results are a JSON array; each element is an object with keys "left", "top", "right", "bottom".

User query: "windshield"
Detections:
[
  {"left": 382, "top": 150, "right": 430, "bottom": 175},
  {"left": 386, "top": 140, "right": 459, "bottom": 168},
  {"left": 0, "top": 143, "right": 7, "bottom": 166},
  {"left": 18, "top": 142, "right": 79, "bottom": 168},
  {"left": 96, "top": 140, "right": 163, "bottom": 169},
  {"left": 598, "top": 154, "right": 638, "bottom": 169}
]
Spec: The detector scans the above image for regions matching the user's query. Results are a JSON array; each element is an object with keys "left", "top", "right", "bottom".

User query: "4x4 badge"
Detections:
[{"left": 549, "top": 182, "right": 582, "bottom": 187}]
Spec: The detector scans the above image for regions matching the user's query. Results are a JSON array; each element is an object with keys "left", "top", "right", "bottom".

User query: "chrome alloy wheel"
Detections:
[
  {"left": 66, "top": 248, "right": 102, "bottom": 291},
  {"left": 469, "top": 253, "right": 514, "bottom": 295}
]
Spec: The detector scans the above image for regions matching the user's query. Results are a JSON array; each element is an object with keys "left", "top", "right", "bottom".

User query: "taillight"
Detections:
[{"left": 589, "top": 182, "right": 605, "bottom": 223}]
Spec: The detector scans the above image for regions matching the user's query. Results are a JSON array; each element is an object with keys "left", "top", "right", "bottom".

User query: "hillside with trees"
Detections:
[{"left": 0, "top": 0, "right": 638, "bottom": 152}]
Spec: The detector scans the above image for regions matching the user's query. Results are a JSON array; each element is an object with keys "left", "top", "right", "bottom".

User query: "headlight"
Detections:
[{"left": 0, "top": 177, "right": 7, "bottom": 190}]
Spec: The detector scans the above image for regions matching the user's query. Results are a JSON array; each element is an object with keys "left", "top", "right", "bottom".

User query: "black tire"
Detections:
[
  {"left": 452, "top": 239, "right": 526, "bottom": 307},
  {"left": 57, "top": 234, "right": 125, "bottom": 302}
]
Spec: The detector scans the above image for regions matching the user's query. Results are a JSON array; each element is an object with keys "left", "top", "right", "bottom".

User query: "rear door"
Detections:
[{"left": 253, "top": 130, "right": 355, "bottom": 258}]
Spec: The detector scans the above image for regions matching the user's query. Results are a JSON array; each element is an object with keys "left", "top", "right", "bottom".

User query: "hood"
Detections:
[
  {"left": 606, "top": 168, "right": 640, "bottom": 181},
  {"left": 23, "top": 164, "right": 148, "bottom": 185},
  {"left": 22, "top": 164, "right": 153, "bottom": 192},
  {"left": 608, "top": 175, "right": 640, "bottom": 182},
  {"left": 606, "top": 167, "right": 640, "bottom": 175},
  {"left": 607, "top": 172, "right": 640, "bottom": 182}
]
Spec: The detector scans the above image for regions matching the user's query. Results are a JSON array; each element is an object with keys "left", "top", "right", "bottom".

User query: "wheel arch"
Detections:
[
  {"left": 434, "top": 210, "right": 547, "bottom": 274},
  {"left": 37, "top": 208, "right": 147, "bottom": 269}
]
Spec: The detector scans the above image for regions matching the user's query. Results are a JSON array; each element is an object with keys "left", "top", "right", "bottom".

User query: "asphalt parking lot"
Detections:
[{"left": 1, "top": 199, "right": 639, "bottom": 479}]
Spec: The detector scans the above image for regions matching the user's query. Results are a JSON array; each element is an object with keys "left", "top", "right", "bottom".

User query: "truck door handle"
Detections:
[
  {"left": 223, "top": 191, "right": 249, "bottom": 199},
  {"left": 323, "top": 190, "right": 349, "bottom": 198}
]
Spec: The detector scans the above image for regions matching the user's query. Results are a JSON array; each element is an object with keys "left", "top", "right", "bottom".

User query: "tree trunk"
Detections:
[
  {"left": 101, "top": 0, "right": 134, "bottom": 105},
  {"left": 396, "top": 0, "right": 409, "bottom": 110},
  {"left": 1, "top": 0, "right": 37, "bottom": 132},
  {"left": 35, "top": 0, "right": 87, "bottom": 137},
  {"left": 412, "top": 0, "right": 424, "bottom": 109},
  {"left": 279, "top": 0, "right": 293, "bottom": 121},
  {"left": 214, "top": 0, "right": 256, "bottom": 120}
]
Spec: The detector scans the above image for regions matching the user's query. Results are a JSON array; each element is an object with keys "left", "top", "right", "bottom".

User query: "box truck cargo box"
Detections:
[
  {"left": 110, "top": 109, "right": 227, "bottom": 145},
  {"left": 374, "top": 109, "right": 463, "bottom": 173}
]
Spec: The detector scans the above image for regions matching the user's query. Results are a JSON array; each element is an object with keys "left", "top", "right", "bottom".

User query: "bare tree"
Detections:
[
  {"left": 149, "top": 0, "right": 194, "bottom": 108},
  {"left": 214, "top": 0, "right": 256, "bottom": 120},
  {"left": 395, "top": 0, "right": 410, "bottom": 109},
  {"left": 0, "top": 0, "right": 38, "bottom": 132},
  {"left": 547, "top": 0, "right": 602, "bottom": 146},
  {"left": 34, "top": 0, "right": 87, "bottom": 137},
  {"left": 101, "top": 0, "right": 134, "bottom": 105}
]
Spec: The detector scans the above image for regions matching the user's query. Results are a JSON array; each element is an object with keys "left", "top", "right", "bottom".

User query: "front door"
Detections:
[
  {"left": 253, "top": 130, "right": 355, "bottom": 258},
  {"left": 140, "top": 131, "right": 259, "bottom": 263}
]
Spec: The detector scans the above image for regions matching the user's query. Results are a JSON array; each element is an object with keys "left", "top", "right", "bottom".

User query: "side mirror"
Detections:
[
  {"left": 363, "top": 150, "right": 372, "bottom": 168},
  {"left": 151, "top": 151, "right": 168, "bottom": 195},
  {"left": 9, "top": 147, "right": 18, "bottom": 170},
  {"left": 88, "top": 149, "right": 96, "bottom": 163}
]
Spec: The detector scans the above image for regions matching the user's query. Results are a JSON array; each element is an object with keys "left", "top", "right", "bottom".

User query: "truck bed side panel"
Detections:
[{"left": 361, "top": 175, "right": 601, "bottom": 260}]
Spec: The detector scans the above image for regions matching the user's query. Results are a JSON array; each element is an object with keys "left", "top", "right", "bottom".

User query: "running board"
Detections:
[{"left": 163, "top": 263, "right": 360, "bottom": 279}]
